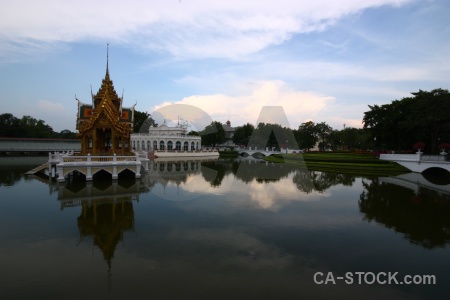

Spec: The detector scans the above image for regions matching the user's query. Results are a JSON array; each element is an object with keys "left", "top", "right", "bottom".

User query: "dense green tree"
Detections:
[
  {"left": 233, "top": 123, "right": 254, "bottom": 146},
  {"left": 248, "top": 123, "right": 296, "bottom": 149},
  {"left": 58, "top": 129, "right": 77, "bottom": 139},
  {"left": 0, "top": 113, "right": 78, "bottom": 138},
  {"left": 295, "top": 121, "right": 318, "bottom": 152},
  {"left": 187, "top": 131, "right": 199, "bottom": 136},
  {"left": 0, "top": 113, "right": 20, "bottom": 137},
  {"left": 363, "top": 89, "right": 450, "bottom": 153},
  {"left": 200, "top": 121, "right": 226, "bottom": 146},
  {"left": 17, "top": 116, "right": 54, "bottom": 138},
  {"left": 134, "top": 110, "right": 157, "bottom": 133},
  {"left": 315, "top": 122, "right": 333, "bottom": 151}
]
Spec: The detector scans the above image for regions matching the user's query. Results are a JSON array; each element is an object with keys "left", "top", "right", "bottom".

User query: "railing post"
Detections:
[
  {"left": 87, "top": 153, "right": 91, "bottom": 163},
  {"left": 416, "top": 152, "right": 422, "bottom": 161},
  {"left": 113, "top": 153, "right": 117, "bottom": 163}
]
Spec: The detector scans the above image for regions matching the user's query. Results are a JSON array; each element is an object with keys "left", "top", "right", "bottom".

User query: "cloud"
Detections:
[
  {"left": 0, "top": 0, "right": 412, "bottom": 60},
  {"left": 165, "top": 168, "right": 327, "bottom": 211},
  {"left": 37, "top": 99, "right": 65, "bottom": 113},
  {"left": 158, "top": 80, "right": 334, "bottom": 129},
  {"left": 35, "top": 100, "right": 74, "bottom": 131}
]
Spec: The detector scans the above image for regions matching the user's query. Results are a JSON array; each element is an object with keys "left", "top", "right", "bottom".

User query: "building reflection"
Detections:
[
  {"left": 359, "top": 177, "right": 450, "bottom": 249},
  {"left": 57, "top": 178, "right": 147, "bottom": 266},
  {"left": 140, "top": 157, "right": 205, "bottom": 189}
]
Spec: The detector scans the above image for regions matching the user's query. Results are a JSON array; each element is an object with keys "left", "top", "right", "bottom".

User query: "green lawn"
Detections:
[{"left": 264, "top": 152, "right": 410, "bottom": 176}]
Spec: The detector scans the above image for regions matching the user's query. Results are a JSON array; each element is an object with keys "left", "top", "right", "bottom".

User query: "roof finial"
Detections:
[{"left": 106, "top": 43, "right": 109, "bottom": 77}]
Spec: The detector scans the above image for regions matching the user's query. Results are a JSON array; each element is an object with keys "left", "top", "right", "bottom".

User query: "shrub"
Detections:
[
  {"left": 438, "top": 143, "right": 450, "bottom": 150},
  {"left": 413, "top": 141, "right": 425, "bottom": 150}
]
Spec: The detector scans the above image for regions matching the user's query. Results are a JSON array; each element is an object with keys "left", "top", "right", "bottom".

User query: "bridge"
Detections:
[
  {"left": 380, "top": 173, "right": 450, "bottom": 196},
  {"left": 0, "top": 137, "right": 80, "bottom": 154},
  {"left": 236, "top": 147, "right": 301, "bottom": 157},
  {"left": 380, "top": 153, "right": 450, "bottom": 173}
]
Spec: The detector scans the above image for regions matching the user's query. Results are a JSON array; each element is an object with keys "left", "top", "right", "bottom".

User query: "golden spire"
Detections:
[{"left": 106, "top": 43, "right": 110, "bottom": 80}]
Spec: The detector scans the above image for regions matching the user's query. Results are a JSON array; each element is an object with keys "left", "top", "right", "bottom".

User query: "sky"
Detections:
[{"left": 0, "top": 0, "right": 449, "bottom": 132}]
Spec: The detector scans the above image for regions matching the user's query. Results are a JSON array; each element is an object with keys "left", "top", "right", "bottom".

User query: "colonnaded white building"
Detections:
[{"left": 131, "top": 121, "right": 201, "bottom": 152}]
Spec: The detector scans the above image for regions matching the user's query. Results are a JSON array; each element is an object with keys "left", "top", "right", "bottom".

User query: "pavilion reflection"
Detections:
[{"left": 57, "top": 179, "right": 147, "bottom": 266}]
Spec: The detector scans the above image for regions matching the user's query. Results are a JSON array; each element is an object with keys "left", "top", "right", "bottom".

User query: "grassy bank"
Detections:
[
  {"left": 264, "top": 152, "right": 410, "bottom": 176},
  {"left": 219, "top": 150, "right": 239, "bottom": 158}
]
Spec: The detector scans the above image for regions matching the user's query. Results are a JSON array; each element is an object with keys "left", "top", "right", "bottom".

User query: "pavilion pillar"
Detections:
[
  {"left": 92, "top": 129, "right": 97, "bottom": 155},
  {"left": 112, "top": 131, "right": 116, "bottom": 154}
]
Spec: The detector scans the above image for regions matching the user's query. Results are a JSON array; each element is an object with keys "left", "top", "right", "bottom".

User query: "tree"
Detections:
[
  {"left": 233, "top": 123, "right": 254, "bottom": 146},
  {"left": 200, "top": 121, "right": 226, "bottom": 147},
  {"left": 248, "top": 123, "right": 296, "bottom": 150},
  {"left": 295, "top": 121, "right": 318, "bottom": 152},
  {"left": 0, "top": 113, "right": 20, "bottom": 137},
  {"left": 315, "top": 122, "right": 333, "bottom": 151},
  {"left": 17, "top": 116, "right": 55, "bottom": 138},
  {"left": 134, "top": 110, "right": 157, "bottom": 133},
  {"left": 187, "top": 131, "right": 199, "bottom": 136},
  {"left": 363, "top": 89, "right": 450, "bottom": 153},
  {"left": 58, "top": 129, "right": 77, "bottom": 139}
]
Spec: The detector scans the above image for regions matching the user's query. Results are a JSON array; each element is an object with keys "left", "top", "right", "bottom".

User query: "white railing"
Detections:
[
  {"left": 421, "top": 155, "right": 448, "bottom": 162},
  {"left": 380, "top": 153, "right": 449, "bottom": 162},
  {"left": 61, "top": 154, "right": 137, "bottom": 163},
  {"left": 380, "top": 153, "right": 421, "bottom": 161},
  {"left": 154, "top": 149, "right": 218, "bottom": 153}
]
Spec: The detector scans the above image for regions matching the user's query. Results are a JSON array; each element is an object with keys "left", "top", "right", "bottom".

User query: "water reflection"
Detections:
[
  {"left": 50, "top": 160, "right": 450, "bottom": 253},
  {"left": 359, "top": 177, "right": 450, "bottom": 249},
  {"left": 0, "top": 157, "right": 47, "bottom": 186},
  {"left": 2, "top": 157, "right": 450, "bottom": 298},
  {"left": 57, "top": 179, "right": 145, "bottom": 266},
  {"left": 293, "top": 170, "right": 356, "bottom": 193}
]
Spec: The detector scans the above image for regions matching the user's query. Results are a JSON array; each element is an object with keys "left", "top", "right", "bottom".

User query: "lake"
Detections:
[{"left": 1, "top": 156, "right": 449, "bottom": 299}]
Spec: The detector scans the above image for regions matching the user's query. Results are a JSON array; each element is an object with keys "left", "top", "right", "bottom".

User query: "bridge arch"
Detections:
[
  {"left": 92, "top": 169, "right": 113, "bottom": 180},
  {"left": 381, "top": 154, "right": 450, "bottom": 174},
  {"left": 420, "top": 166, "right": 450, "bottom": 174},
  {"left": 118, "top": 168, "right": 136, "bottom": 179}
]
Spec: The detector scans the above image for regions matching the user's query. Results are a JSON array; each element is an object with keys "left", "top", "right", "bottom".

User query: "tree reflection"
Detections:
[
  {"left": 0, "top": 169, "right": 23, "bottom": 186},
  {"left": 201, "top": 161, "right": 226, "bottom": 187},
  {"left": 359, "top": 179, "right": 450, "bottom": 249},
  {"left": 293, "top": 170, "right": 356, "bottom": 193},
  {"left": 233, "top": 160, "right": 296, "bottom": 184}
]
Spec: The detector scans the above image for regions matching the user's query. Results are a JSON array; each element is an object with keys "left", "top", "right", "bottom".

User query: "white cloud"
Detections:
[
  {"left": 37, "top": 99, "right": 65, "bottom": 113},
  {"left": 0, "top": 0, "right": 412, "bottom": 59},
  {"left": 164, "top": 80, "right": 334, "bottom": 129},
  {"left": 34, "top": 100, "right": 75, "bottom": 131}
]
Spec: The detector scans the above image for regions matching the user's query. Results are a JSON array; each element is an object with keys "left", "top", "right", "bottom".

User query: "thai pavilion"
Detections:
[{"left": 76, "top": 50, "right": 134, "bottom": 155}]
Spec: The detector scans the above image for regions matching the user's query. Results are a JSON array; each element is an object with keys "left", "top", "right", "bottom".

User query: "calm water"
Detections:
[{"left": 1, "top": 157, "right": 449, "bottom": 299}]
